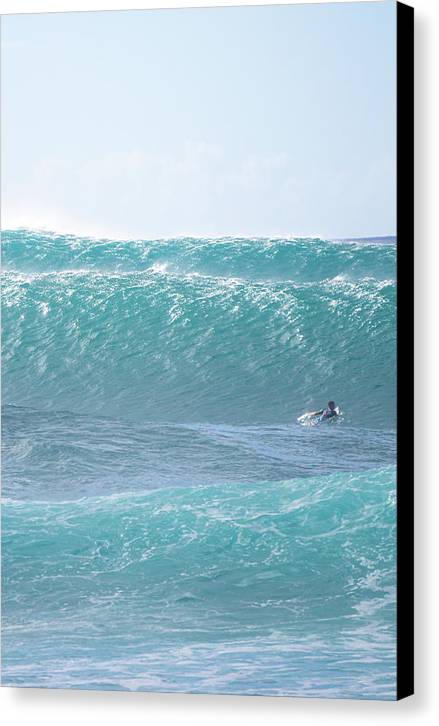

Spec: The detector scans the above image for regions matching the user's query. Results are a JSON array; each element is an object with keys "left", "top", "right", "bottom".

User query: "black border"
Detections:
[{"left": 396, "top": 0, "right": 414, "bottom": 701}]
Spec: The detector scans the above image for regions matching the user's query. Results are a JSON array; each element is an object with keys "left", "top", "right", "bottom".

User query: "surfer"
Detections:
[
  {"left": 316, "top": 400, "right": 339, "bottom": 421},
  {"left": 297, "top": 400, "right": 341, "bottom": 424}
]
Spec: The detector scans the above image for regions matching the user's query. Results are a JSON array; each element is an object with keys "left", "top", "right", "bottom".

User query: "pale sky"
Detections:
[{"left": 1, "top": 2, "right": 396, "bottom": 239}]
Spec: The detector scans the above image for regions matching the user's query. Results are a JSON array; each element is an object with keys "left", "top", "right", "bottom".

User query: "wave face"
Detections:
[
  {"left": 2, "top": 469, "right": 396, "bottom": 698},
  {"left": 1, "top": 230, "right": 397, "bottom": 698},
  {"left": 2, "top": 231, "right": 396, "bottom": 428}
]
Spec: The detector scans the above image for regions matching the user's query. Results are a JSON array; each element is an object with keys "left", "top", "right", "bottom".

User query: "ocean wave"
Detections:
[
  {"left": 2, "top": 235, "right": 396, "bottom": 428},
  {"left": 2, "top": 468, "right": 397, "bottom": 595},
  {"left": 1, "top": 229, "right": 397, "bottom": 698},
  {"left": 2, "top": 468, "right": 396, "bottom": 697},
  {"left": 2, "top": 229, "right": 396, "bottom": 282}
]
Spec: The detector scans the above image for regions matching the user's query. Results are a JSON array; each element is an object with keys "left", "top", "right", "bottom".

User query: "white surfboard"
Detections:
[{"left": 297, "top": 406, "right": 341, "bottom": 424}]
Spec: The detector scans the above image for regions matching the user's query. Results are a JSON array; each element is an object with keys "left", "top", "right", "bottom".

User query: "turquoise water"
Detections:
[{"left": 1, "top": 230, "right": 396, "bottom": 698}]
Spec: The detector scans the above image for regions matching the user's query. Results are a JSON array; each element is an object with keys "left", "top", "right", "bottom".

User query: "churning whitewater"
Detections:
[{"left": 1, "top": 230, "right": 397, "bottom": 698}]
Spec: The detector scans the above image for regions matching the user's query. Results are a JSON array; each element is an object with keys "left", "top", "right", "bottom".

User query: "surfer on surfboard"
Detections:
[{"left": 297, "top": 400, "right": 341, "bottom": 424}]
